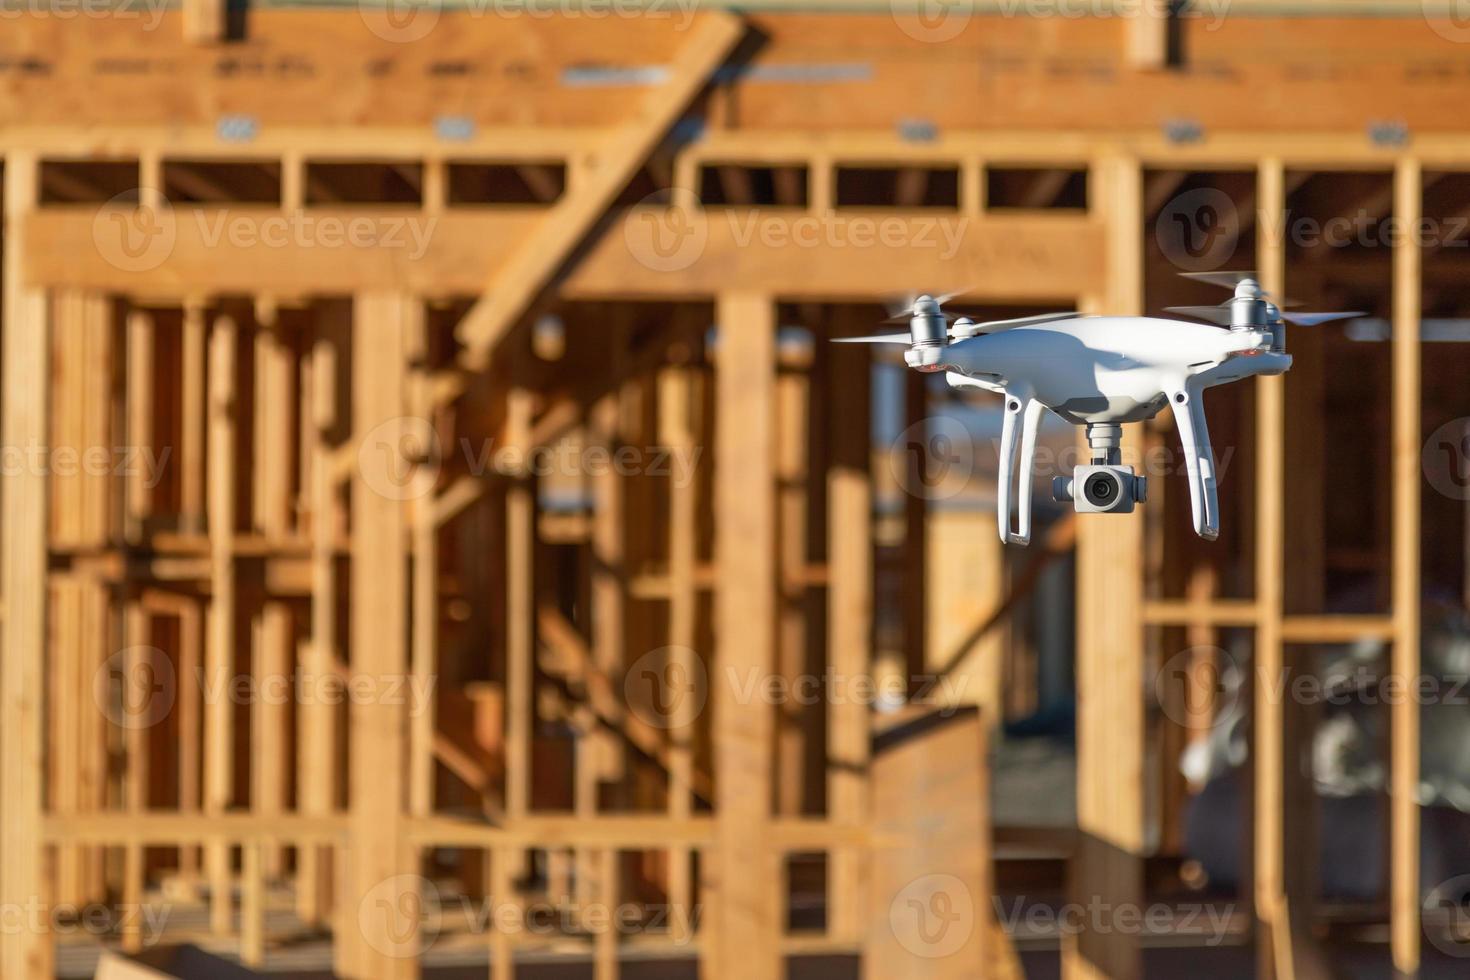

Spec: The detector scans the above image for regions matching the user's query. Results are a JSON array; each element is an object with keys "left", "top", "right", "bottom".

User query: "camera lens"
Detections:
[{"left": 1083, "top": 472, "right": 1120, "bottom": 507}]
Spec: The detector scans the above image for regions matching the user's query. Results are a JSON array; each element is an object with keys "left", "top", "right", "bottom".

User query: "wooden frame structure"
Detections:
[{"left": 0, "top": 8, "right": 1461, "bottom": 979}]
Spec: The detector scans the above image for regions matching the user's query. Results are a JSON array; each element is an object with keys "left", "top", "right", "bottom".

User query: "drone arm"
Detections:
[
  {"left": 996, "top": 394, "right": 1044, "bottom": 545},
  {"left": 1168, "top": 383, "right": 1220, "bottom": 541}
]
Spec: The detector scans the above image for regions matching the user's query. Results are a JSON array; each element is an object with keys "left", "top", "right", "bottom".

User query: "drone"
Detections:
[{"left": 837, "top": 272, "right": 1361, "bottom": 545}]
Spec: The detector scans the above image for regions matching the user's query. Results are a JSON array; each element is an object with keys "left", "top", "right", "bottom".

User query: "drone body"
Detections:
[{"left": 839, "top": 275, "right": 1359, "bottom": 545}]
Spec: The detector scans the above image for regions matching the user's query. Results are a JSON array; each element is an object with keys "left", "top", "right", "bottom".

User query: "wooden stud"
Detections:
[
  {"left": 1063, "top": 156, "right": 1144, "bottom": 980},
  {"left": 183, "top": 0, "right": 226, "bottom": 44},
  {"left": 826, "top": 312, "right": 872, "bottom": 942},
  {"left": 253, "top": 322, "right": 295, "bottom": 879},
  {"left": 1254, "top": 157, "right": 1320, "bottom": 979},
  {"left": 712, "top": 292, "right": 781, "bottom": 980},
  {"left": 205, "top": 312, "right": 239, "bottom": 938},
  {"left": 181, "top": 301, "right": 207, "bottom": 535},
  {"left": 299, "top": 301, "right": 344, "bottom": 927},
  {"left": 241, "top": 840, "right": 265, "bottom": 967},
  {"left": 346, "top": 291, "right": 416, "bottom": 979},
  {"left": 1390, "top": 156, "right": 1422, "bottom": 977},
  {"left": 1126, "top": 3, "right": 1169, "bottom": 70},
  {"left": 1, "top": 150, "right": 53, "bottom": 980},
  {"left": 125, "top": 308, "right": 154, "bottom": 544},
  {"left": 409, "top": 311, "right": 439, "bottom": 819},
  {"left": 505, "top": 448, "right": 535, "bottom": 869},
  {"left": 658, "top": 360, "right": 700, "bottom": 943}
]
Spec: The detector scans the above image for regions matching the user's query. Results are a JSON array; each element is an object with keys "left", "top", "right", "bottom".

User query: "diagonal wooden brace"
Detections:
[{"left": 444, "top": 12, "right": 746, "bottom": 404}]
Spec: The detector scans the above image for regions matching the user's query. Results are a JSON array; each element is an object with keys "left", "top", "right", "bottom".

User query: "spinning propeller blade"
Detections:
[
  {"left": 971, "top": 311, "right": 1079, "bottom": 332},
  {"left": 882, "top": 288, "right": 972, "bottom": 321},
  {"left": 1179, "top": 270, "right": 1259, "bottom": 290},
  {"left": 1177, "top": 270, "right": 1299, "bottom": 308},
  {"left": 1280, "top": 310, "right": 1365, "bottom": 326},
  {"left": 1164, "top": 304, "right": 1235, "bottom": 326},
  {"left": 831, "top": 332, "right": 913, "bottom": 345}
]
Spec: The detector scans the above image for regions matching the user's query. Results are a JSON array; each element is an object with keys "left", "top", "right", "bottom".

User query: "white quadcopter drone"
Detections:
[{"left": 838, "top": 272, "right": 1361, "bottom": 545}]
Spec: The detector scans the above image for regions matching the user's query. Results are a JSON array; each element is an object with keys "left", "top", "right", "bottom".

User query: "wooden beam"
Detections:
[
  {"left": 712, "top": 292, "right": 781, "bottom": 980},
  {"left": 1063, "top": 155, "right": 1144, "bottom": 980},
  {"left": 345, "top": 291, "right": 417, "bottom": 979},
  {"left": 0, "top": 150, "right": 53, "bottom": 980},
  {"left": 24, "top": 208, "right": 1104, "bottom": 303},
  {"left": 452, "top": 13, "right": 744, "bottom": 380},
  {"left": 1390, "top": 156, "right": 1422, "bottom": 977},
  {"left": 826, "top": 313, "right": 872, "bottom": 942}
]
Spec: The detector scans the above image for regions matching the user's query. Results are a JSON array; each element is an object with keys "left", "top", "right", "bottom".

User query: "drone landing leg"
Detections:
[
  {"left": 996, "top": 395, "right": 1044, "bottom": 545},
  {"left": 1168, "top": 385, "right": 1220, "bottom": 541}
]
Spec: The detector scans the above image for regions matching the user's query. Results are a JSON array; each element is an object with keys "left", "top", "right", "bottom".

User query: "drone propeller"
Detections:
[
  {"left": 880, "top": 288, "right": 977, "bottom": 324},
  {"left": 1178, "top": 270, "right": 1300, "bottom": 309},
  {"left": 1280, "top": 310, "right": 1365, "bottom": 327},
  {"left": 1166, "top": 303, "right": 1365, "bottom": 328},
  {"left": 1163, "top": 304, "right": 1235, "bottom": 327},
  {"left": 1179, "top": 270, "right": 1258, "bottom": 291},
  {"left": 832, "top": 332, "right": 913, "bottom": 345},
  {"left": 835, "top": 310, "right": 1081, "bottom": 345}
]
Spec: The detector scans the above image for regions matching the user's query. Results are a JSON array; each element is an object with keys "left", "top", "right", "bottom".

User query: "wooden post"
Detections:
[
  {"left": 584, "top": 391, "right": 626, "bottom": 897},
  {"left": 827, "top": 312, "right": 872, "bottom": 942},
  {"left": 205, "top": 313, "right": 238, "bottom": 937},
  {"left": 1390, "top": 157, "right": 1422, "bottom": 977},
  {"left": 177, "top": 600, "right": 204, "bottom": 886},
  {"left": 1254, "top": 156, "right": 1320, "bottom": 978},
  {"left": 657, "top": 360, "right": 701, "bottom": 943},
  {"left": 1063, "top": 156, "right": 1145, "bottom": 980},
  {"left": 409, "top": 311, "right": 438, "bottom": 820},
  {"left": 345, "top": 291, "right": 417, "bottom": 979},
  {"left": 1127, "top": 4, "right": 1169, "bottom": 70},
  {"left": 125, "top": 309, "right": 154, "bottom": 544},
  {"left": 712, "top": 292, "right": 781, "bottom": 980},
  {"left": 1, "top": 150, "right": 54, "bottom": 980},
  {"left": 776, "top": 344, "right": 812, "bottom": 817},
  {"left": 241, "top": 840, "right": 265, "bottom": 968},
  {"left": 253, "top": 321, "right": 294, "bottom": 879},
  {"left": 181, "top": 301, "right": 207, "bottom": 535},
  {"left": 299, "top": 301, "right": 344, "bottom": 927},
  {"left": 505, "top": 387, "right": 535, "bottom": 839}
]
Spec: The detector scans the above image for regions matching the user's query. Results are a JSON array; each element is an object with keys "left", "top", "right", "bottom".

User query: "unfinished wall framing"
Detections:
[{"left": 0, "top": 7, "right": 1464, "bottom": 979}]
